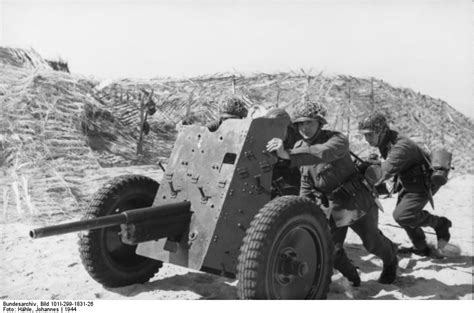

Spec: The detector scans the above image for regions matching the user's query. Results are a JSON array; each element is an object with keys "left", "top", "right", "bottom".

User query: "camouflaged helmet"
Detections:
[
  {"left": 358, "top": 112, "right": 388, "bottom": 133},
  {"left": 265, "top": 107, "right": 292, "bottom": 127},
  {"left": 219, "top": 97, "right": 248, "bottom": 119},
  {"left": 292, "top": 101, "right": 328, "bottom": 125}
]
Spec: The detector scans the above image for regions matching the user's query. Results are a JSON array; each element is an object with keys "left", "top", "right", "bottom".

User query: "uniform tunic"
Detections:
[
  {"left": 380, "top": 131, "right": 430, "bottom": 192},
  {"left": 289, "top": 129, "right": 376, "bottom": 227}
]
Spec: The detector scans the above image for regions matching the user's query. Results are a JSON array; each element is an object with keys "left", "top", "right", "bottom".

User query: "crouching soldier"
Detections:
[
  {"left": 176, "top": 97, "right": 248, "bottom": 131},
  {"left": 266, "top": 102, "right": 398, "bottom": 286},
  {"left": 358, "top": 112, "right": 452, "bottom": 257},
  {"left": 206, "top": 97, "right": 248, "bottom": 132}
]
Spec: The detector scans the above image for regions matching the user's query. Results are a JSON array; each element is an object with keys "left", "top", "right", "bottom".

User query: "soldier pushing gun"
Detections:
[{"left": 267, "top": 102, "right": 398, "bottom": 286}]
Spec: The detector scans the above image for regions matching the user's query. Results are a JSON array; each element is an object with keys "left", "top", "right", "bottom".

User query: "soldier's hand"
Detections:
[
  {"left": 366, "top": 153, "right": 381, "bottom": 165},
  {"left": 266, "top": 138, "right": 290, "bottom": 159},
  {"left": 368, "top": 153, "right": 379, "bottom": 160},
  {"left": 266, "top": 138, "right": 284, "bottom": 152},
  {"left": 364, "top": 157, "right": 381, "bottom": 166}
]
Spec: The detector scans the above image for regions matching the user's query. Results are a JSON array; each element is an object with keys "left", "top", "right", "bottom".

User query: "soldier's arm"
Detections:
[
  {"left": 266, "top": 138, "right": 291, "bottom": 159},
  {"left": 289, "top": 132, "right": 349, "bottom": 167},
  {"left": 376, "top": 142, "right": 411, "bottom": 184}
]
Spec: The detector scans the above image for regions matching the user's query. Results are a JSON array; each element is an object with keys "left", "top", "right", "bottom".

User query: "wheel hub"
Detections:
[
  {"left": 276, "top": 248, "right": 310, "bottom": 284},
  {"left": 267, "top": 224, "right": 324, "bottom": 299}
]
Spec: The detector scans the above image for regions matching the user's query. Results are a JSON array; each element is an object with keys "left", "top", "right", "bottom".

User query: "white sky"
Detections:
[{"left": 1, "top": 0, "right": 473, "bottom": 117}]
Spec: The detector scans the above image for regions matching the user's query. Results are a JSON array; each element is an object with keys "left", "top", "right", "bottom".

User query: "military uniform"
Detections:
[
  {"left": 287, "top": 103, "right": 397, "bottom": 285},
  {"left": 289, "top": 129, "right": 397, "bottom": 283},
  {"left": 378, "top": 130, "right": 450, "bottom": 252},
  {"left": 359, "top": 112, "right": 452, "bottom": 255}
]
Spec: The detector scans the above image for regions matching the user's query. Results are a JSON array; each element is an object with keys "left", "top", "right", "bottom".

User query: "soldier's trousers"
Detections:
[
  {"left": 393, "top": 186, "right": 441, "bottom": 250},
  {"left": 330, "top": 206, "right": 397, "bottom": 278}
]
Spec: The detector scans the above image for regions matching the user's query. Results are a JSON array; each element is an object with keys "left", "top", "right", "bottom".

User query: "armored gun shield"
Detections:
[{"left": 136, "top": 117, "right": 287, "bottom": 274}]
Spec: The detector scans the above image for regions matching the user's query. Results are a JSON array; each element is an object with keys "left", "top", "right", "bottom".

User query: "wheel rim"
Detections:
[
  {"left": 267, "top": 220, "right": 325, "bottom": 299},
  {"left": 100, "top": 194, "right": 154, "bottom": 271}
]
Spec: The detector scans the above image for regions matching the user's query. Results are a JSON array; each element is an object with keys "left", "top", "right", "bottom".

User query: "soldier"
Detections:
[
  {"left": 266, "top": 102, "right": 398, "bottom": 286},
  {"left": 206, "top": 97, "right": 248, "bottom": 132},
  {"left": 358, "top": 112, "right": 452, "bottom": 256},
  {"left": 265, "top": 108, "right": 302, "bottom": 197}
]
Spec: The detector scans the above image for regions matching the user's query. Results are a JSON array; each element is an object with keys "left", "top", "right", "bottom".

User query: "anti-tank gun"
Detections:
[{"left": 30, "top": 116, "right": 333, "bottom": 299}]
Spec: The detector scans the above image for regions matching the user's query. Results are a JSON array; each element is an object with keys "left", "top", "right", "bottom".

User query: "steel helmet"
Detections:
[
  {"left": 358, "top": 112, "right": 388, "bottom": 133},
  {"left": 219, "top": 97, "right": 248, "bottom": 119},
  {"left": 292, "top": 101, "right": 328, "bottom": 125}
]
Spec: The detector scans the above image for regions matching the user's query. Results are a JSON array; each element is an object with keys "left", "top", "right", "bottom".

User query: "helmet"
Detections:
[
  {"left": 265, "top": 107, "right": 292, "bottom": 127},
  {"left": 219, "top": 97, "right": 248, "bottom": 119},
  {"left": 292, "top": 101, "right": 328, "bottom": 125},
  {"left": 358, "top": 112, "right": 388, "bottom": 133}
]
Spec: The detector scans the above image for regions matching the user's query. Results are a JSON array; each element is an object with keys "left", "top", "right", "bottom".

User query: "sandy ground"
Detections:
[{"left": 1, "top": 175, "right": 472, "bottom": 300}]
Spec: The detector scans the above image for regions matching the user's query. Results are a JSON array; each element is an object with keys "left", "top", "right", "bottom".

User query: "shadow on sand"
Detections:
[
  {"left": 331, "top": 243, "right": 473, "bottom": 300},
  {"left": 105, "top": 243, "right": 472, "bottom": 300},
  {"left": 108, "top": 271, "right": 238, "bottom": 299}
]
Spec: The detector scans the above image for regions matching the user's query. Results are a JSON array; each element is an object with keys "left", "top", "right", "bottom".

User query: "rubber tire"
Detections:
[
  {"left": 237, "top": 196, "right": 333, "bottom": 299},
  {"left": 78, "top": 175, "right": 163, "bottom": 288}
]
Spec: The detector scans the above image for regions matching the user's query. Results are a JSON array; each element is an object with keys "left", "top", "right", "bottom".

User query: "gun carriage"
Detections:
[{"left": 30, "top": 117, "right": 333, "bottom": 299}]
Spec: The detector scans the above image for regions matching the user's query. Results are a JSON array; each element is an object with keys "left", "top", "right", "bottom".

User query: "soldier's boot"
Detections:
[
  {"left": 378, "top": 257, "right": 398, "bottom": 284},
  {"left": 379, "top": 241, "right": 399, "bottom": 284},
  {"left": 398, "top": 245, "right": 445, "bottom": 259},
  {"left": 333, "top": 248, "right": 361, "bottom": 287},
  {"left": 398, "top": 246, "right": 424, "bottom": 255},
  {"left": 346, "top": 267, "right": 361, "bottom": 287},
  {"left": 338, "top": 265, "right": 361, "bottom": 287},
  {"left": 434, "top": 217, "right": 452, "bottom": 249},
  {"left": 412, "top": 246, "right": 432, "bottom": 257},
  {"left": 334, "top": 260, "right": 361, "bottom": 287},
  {"left": 400, "top": 226, "right": 433, "bottom": 256}
]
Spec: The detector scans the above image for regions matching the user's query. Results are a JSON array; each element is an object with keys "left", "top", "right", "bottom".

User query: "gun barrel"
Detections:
[{"left": 29, "top": 201, "right": 191, "bottom": 239}]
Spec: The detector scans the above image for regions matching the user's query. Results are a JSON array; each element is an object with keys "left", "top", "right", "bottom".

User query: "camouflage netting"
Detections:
[
  {"left": 0, "top": 47, "right": 50, "bottom": 69},
  {"left": 1, "top": 48, "right": 473, "bottom": 223},
  {"left": 104, "top": 71, "right": 473, "bottom": 170},
  {"left": 0, "top": 49, "right": 169, "bottom": 222}
]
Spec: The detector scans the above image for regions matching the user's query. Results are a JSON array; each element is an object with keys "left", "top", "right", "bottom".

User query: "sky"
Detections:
[{"left": 1, "top": 0, "right": 473, "bottom": 117}]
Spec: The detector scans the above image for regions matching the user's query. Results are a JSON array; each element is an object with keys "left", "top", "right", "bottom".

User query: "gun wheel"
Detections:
[
  {"left": 237, "top": 196, "right": 333, "bottom": 299},
  {"left": 79, "top": 175, "right": 163, "bottom": 288}
]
